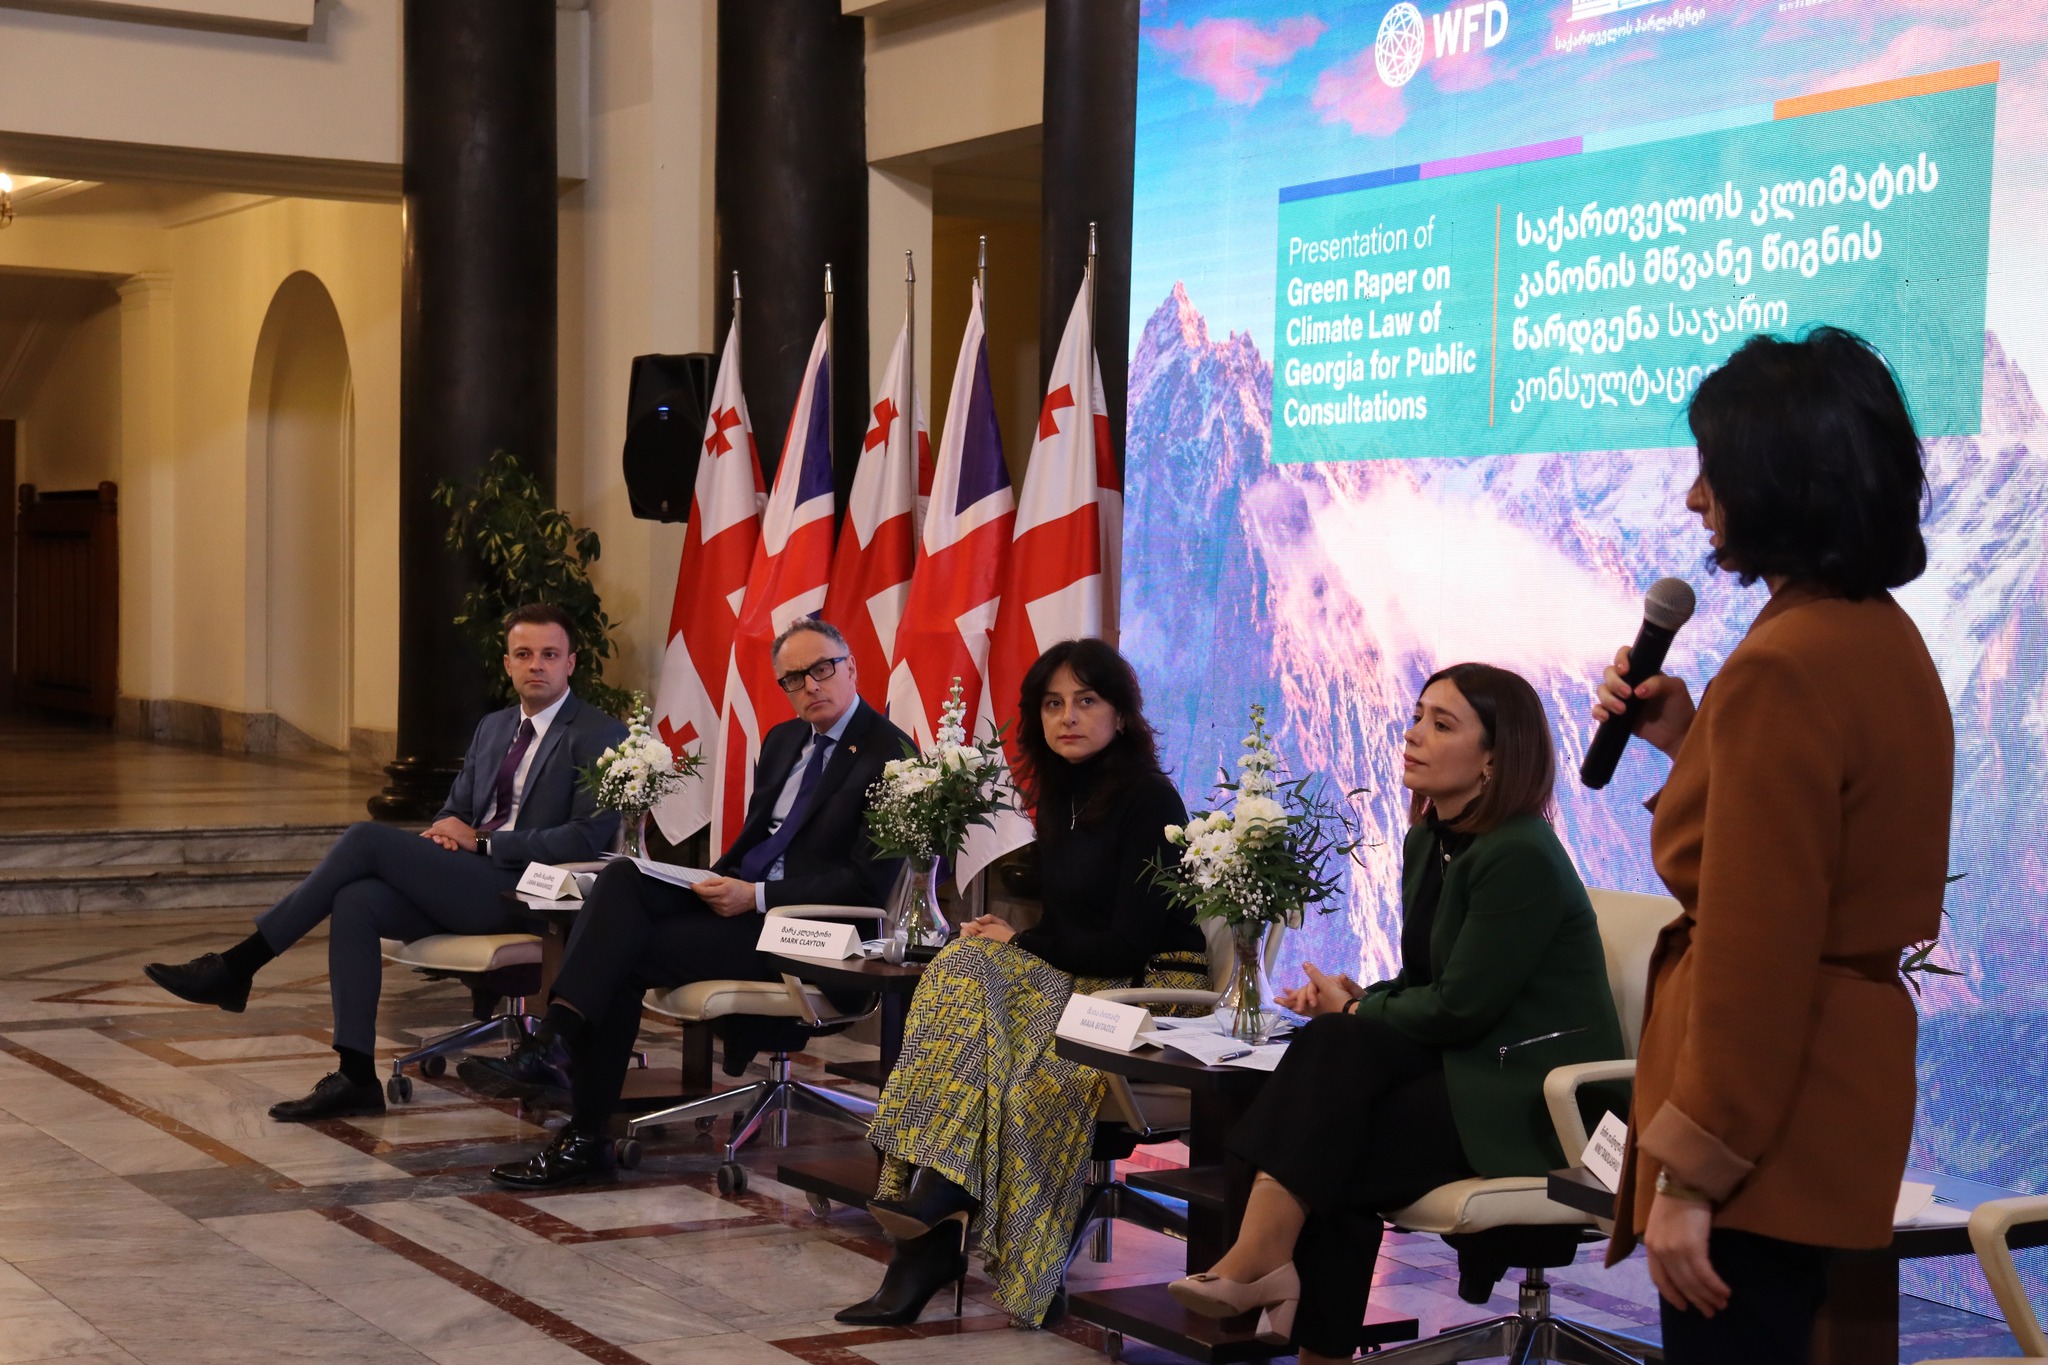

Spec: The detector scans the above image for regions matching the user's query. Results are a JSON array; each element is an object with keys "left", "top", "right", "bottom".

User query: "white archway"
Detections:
[{"left": 248, "top": 271, "right": 353, "bottom": 751}]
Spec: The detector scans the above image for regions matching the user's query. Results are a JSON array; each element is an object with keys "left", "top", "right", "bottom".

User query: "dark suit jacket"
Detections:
[
  {"left": 713, "top": 698, "right": 908, "bottom": 909},
  {"left": 438, "top": 692, "right": 630, "bottom": 871},
  {"left": 1356, "top": 813, "right": 1624, "bottom": 1178}
]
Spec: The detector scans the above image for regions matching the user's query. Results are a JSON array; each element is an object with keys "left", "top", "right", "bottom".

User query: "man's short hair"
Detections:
[
  {"left": 771, "top": 617, "right": 848, "bottom": 661},
  {"left": 503, "top": 602, "right": 577, "bottom": 647}
]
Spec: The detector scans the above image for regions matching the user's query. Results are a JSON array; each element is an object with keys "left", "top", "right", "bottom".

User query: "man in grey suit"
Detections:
[{"left": 144, "top": 603, "right": 629, "bottom": 1121}]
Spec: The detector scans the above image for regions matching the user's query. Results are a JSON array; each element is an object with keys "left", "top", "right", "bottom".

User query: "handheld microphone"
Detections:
[{"left": 1580, "top": 577, "right": 1697, "bottom": 790}]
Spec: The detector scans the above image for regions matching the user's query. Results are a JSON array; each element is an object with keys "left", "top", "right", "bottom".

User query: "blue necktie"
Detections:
[{"left": 737, "top": 737, "right": 832, "bottom": 882}]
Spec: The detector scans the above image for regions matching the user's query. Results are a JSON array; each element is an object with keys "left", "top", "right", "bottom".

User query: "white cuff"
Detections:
[{"left": 754, "top": 882, "right": 766, "bottom": 914}]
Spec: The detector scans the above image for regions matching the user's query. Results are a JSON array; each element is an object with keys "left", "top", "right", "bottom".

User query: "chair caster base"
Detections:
[
  {"left": 420, "top": 1054, "right": 447, "bottom": 1078},
  {"left": 807, "top": 1193, "right": 832, "bottom": 1218},
  {"left": 717, "top": 1161, "right": 748, "bottom": 1196},
  {"left": 386, "top": 1075, "right": 413, "bottom": 1104},
  {"left": 615, "top": 1138, "right": 643, "bottom": 1170}
]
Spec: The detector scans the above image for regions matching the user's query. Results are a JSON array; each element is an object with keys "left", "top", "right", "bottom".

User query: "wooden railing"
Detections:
[{"left": 16, "top": 482, "right": 118, "bottom": 719}]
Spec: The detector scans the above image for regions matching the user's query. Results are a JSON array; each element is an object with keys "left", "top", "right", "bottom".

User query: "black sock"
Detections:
[
  {"left": 335, "top": 1046, "right": 377, "bottom": 1087},
  {"left": 537, "top": 1000, "right": 590, "bottom": 1050},
  {"left": 220, "top": 931, "right": 276, "bottom": 982}
]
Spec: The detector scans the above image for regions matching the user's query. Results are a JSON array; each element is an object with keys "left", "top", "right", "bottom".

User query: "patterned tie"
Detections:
[
  {"left": 736, "top": 736, "right": 833, "bottom": 882},
  {"left": 478, "top": 718, "right": 537, "bottom": 833}
]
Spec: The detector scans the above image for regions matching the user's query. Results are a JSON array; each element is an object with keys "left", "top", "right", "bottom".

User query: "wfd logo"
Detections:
[{"left": 1374, "top": 0, "right": 1510, "bottom": 87}]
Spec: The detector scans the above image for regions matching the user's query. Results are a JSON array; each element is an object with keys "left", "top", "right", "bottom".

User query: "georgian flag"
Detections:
[
  {"left": 823, "top": 320, "right": 930, "bottom": 713},
  {"left": 959, "top": 281, "right": 1122, "bottom": 885},
  {"left": 886, "top": 280, "right": 1015, "bottom": 751},
  {"left": 712, "top": 321, "right": 838, "bottom": 853},
  {"left": 651, "top": 316, "right": 763, "bottom": 843}
]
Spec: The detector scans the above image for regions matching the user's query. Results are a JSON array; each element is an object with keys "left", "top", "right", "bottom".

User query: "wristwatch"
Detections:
[{"left": 476, "top": 832, "right": 491, "bottom": 858}]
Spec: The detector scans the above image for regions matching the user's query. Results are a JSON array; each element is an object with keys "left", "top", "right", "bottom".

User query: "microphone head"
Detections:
[{"left": 1644, "top": 577, "right": 1697, "bottom": 632}]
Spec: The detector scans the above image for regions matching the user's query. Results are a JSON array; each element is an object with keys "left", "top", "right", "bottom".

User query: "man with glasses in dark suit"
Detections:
[
  {"left": 143, "top": 603, "right": 628, "bottom": 1121},
  {"left": 473, "top": 616, "right": 910, "bottom": 1189}
]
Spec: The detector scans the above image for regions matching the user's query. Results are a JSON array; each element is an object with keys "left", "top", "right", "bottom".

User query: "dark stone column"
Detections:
[
  {"left": 1040, "top": 0, "right": 1140, "bottom": 469},
  {"left": 372, "top": 0, "right": 558, "bottom": 821},
  {"left": 715, "top": 0, "right": 867, "bottom": 503}
]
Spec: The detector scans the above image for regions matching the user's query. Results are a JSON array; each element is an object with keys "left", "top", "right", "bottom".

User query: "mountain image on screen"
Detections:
[{"left": 1122, "top": 284, "right": 2048, "bottom": 1220}]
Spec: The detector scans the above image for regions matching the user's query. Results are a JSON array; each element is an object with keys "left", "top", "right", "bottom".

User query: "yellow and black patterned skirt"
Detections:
[{"left": 867, "top": 937, "right": 1211, "bottom": 1326}]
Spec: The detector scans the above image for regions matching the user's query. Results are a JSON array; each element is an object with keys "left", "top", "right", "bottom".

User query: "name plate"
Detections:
[
  {"left": 1580, "top": 1111, "right": 1629, "bottom": 1193},
  {"left": 1054, "top": 994, "right": 1153, "bottom": 1053},
  {"left": 758, "top": 915, "right": 863, "bottom": 961},
  {"left": 517, "top": 863, "right": 583, "bottom": 901}
]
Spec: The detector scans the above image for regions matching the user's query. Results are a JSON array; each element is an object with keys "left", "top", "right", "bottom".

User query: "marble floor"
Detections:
[
  {"left": 0, "top": 904, "right": 2024, "bottom": 1364},
  {"left": 0, "top": 715, "right": 383, "bottom": 833}
]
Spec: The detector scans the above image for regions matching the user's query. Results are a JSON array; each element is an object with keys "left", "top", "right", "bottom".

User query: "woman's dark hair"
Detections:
[
  {"left": 1688, "top": 326, "right": 1928, "bottom": 599},
  {"left": 1406, "top": 663, "right": 1555, "bottom": 833},
  {"left": 1014, "top": 639, "right": 1164, "bottom": 834}
]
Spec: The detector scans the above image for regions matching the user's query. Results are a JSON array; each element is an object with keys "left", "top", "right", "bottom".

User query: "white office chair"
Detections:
[
  {"left": 1362, "top": 886, "right": 1674, "bottom": 1365},
  {"left": 1924, "top": 1195, "right": 2048, "bottom": 1363},
  {"left": 612, "top": 903, "right": 886, "bottom": 1195},
  {"left": 379, "top": 932, "right": 542, "bottom": 1103}
]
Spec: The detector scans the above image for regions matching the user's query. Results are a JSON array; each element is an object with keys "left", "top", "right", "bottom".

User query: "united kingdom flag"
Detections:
[
  {"left": 713, "top": 319, "right": 838, "bottom": 852},
  {"left": 886, "top": 281, "right": 1014, "bottom": 750},
  {"left": 651, "top": 316, "right": 763, "bottom": 843}
]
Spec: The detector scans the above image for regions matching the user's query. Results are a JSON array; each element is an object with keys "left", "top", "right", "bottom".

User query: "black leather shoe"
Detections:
[
  {"left": 489, "top": 1125, "right": 617, "bottom": 1190},
  {"left": 868, "top": 1165, "right": 978, "bottom": 1241},
  {"left": 835, "top": 1221, "right": 968, "bottom": 1326},
  {"left": 144, "top": 953, "right": 251, "bottom": 1013},
  {"left": 269, "top": 1071, "right": 386, "bottom": 1122},
  {"left": 457, "top": 1036, "right": 571, "bottom": 1107}
]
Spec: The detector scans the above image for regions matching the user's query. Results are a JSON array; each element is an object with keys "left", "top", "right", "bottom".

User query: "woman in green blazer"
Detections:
[{"left": 1169, "top": 663, "right": 1625, "bottom": 1362}]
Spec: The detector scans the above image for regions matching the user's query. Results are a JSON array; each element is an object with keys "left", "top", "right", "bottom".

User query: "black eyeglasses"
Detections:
[{"left": 775, "top": 656, "right": 848, "bottom": 693}]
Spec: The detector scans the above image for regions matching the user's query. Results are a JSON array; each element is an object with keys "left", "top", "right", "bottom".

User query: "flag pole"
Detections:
[
  {"left": 732, "top": 270, "right": 742, "bottom": 325},
  {"left": 905, "top": 250, "right": 917, "bottom": 440},
  {"left": 1085, "top": 220, "right": 1097, "bottom": 355},
  {"left": 823, "top": 264, "right": 835, "bottom": 470},
  {"left": 976, "top": 234, "right": 989, "bottom": 332}
]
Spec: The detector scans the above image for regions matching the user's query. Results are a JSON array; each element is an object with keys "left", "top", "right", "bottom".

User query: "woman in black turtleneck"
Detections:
[{"left": 836, "top": 640, "right": 1208, "bottom": 1329}]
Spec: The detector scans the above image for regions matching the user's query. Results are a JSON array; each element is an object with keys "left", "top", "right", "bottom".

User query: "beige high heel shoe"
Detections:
[{"left": 1167, "top": 1262, "right": 1300, "bottom": 1335}]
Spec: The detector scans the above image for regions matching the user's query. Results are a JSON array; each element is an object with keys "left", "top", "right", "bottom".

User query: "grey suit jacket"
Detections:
[{"left": 438, "top": 692, "right": 630, "bottom": 870}]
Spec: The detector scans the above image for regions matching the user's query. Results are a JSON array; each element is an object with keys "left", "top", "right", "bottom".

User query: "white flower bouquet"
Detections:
[
  {"left": 864, "top": 679, "right": 1014, "bottom": 955},
  {"left": 580, "top": 695, "right": 703, "bottom": 856},
  {"left": 1158, "top": 703, "right": 1366, "bottom": 1040},
  {"left": 864, "top": 679, "right": 1014, "bottom": 864}
]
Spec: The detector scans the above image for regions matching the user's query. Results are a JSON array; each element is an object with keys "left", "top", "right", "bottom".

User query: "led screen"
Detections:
[{"left": 1125, "top": 0, "right": 2047, "bottom": 1313}]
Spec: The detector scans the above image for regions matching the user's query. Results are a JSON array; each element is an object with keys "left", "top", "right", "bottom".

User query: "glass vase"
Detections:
[
  {"left": 885, "top": 855, "right": 950, "bottom": 962},
  {"left": 1217, "top": 920, "right": 1277, "bottom": 1044},
  {"left": 620, "top": 810, "right": 648, "bottom": 860}
]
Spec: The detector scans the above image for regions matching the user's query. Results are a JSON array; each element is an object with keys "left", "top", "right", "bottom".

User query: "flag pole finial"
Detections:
[
  {"left": 731, "top": 271, "right": 742, "bottom": 322},
  {"left": 976, "top": 235, "right": 989, "bottom": 331}
]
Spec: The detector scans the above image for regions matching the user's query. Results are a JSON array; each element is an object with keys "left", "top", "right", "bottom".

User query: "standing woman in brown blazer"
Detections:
[{"left": 1590, "top": 327, "right": 1954, "bottom": 1364}]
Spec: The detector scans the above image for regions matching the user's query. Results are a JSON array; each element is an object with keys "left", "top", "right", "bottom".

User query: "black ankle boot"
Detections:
[
  {"left": 868, "top": 1166, "right": 978, "bottom": 1241},
  {"left": 834, "top": 1221, "right": 968, "bottom": 1326}
]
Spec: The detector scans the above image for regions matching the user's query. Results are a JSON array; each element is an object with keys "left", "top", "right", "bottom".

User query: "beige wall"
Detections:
[
  {"left": 555, "top": 0, "right": 719, "bottom": 702},
  {"left": 14, "top": 293, "right": 123, "bottom": 489},
  {"left": 0, "top": 0, "right": 401, "bottom": 168}
]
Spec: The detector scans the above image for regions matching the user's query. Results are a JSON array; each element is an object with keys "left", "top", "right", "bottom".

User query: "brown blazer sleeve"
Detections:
[{"left": 1640, "top": 643, "right": 1844, "bottom": 1201}]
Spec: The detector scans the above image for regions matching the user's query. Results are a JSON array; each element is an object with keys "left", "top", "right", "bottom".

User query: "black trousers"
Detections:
[
  {"left": 1660, "top": 1228, "right": 1834, "bottom": 1365},
  {"left": 549, "top": 861, "right": 777, "bottom": 1127},
  {"left": 1227, "top": 1012, "right": 1475, "bottom": 1359}
]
